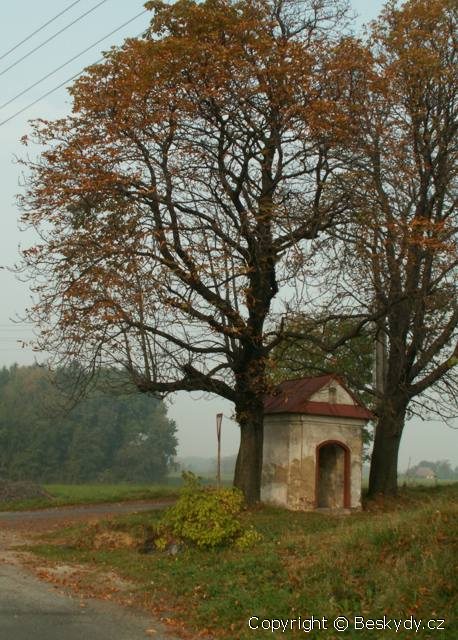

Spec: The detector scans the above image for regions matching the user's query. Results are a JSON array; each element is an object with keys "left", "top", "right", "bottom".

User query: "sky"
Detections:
[{"left": 0, "top": 0, "right": 456, "bottom": 468}]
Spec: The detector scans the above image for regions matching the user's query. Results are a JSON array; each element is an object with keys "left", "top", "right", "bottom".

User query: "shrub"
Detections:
[{"left": 155, "top": 472, "right": 259, "bottom": 549}]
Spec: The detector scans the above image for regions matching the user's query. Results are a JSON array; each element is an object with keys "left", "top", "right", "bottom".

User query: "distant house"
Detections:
[
  {"left": 262, "top": 375, "right": 372, "bottom": 511},
  {"left": 414, "top": 466, "right": 436, "bottom": 480}
]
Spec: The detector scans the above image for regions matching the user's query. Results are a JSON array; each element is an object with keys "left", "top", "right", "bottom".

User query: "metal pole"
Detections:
[{"left": 216, "top": 413, "right": 223, "bottom": 488}]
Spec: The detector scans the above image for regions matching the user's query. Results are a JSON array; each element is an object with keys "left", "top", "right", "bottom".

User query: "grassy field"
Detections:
[
  {"left": 30, "top": 484, "right": 458, "bottom": 639},
  {"left": 0, "top": 483, "right": 179, "bottom": 511},
  {"left": 2, "top": 475, "right": 452, "bottom": 512}
]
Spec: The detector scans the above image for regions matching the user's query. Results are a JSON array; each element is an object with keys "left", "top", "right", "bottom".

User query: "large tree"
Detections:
[
  {"left": 314, "top": 0, "right": 457, "bottom": 495},
  {"left": 19, "top": 0, "right": 365, "bottom": 503},
  {"left": 268, "top": 315, "right": 374, "bottom": 392}
]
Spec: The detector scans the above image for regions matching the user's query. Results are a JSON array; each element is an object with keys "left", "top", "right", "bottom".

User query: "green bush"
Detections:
[
  {"left": 234, "top": 525, "right": 263, "bottom": 549},
  {"left": 155, "top": 472, "right": 259, "bottom": 549}
]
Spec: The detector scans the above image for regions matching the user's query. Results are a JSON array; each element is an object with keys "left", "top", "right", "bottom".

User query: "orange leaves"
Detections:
[
  {"left": 372, "top": 0, "right": 457, "bottom": 101},
  {"left": 22, "top": 0, "right": 455, "bottom": 414}
]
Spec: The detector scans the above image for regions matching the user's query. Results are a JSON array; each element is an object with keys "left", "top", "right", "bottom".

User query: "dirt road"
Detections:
[
  {"left": 0, "top": 501, "right": 181, "bottom": 640},
  {"left": 0, "top": 500, "right": 173, "bottom": 530}
]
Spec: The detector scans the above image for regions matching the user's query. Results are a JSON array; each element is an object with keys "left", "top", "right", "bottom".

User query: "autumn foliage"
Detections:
[
  {"left": 316, "top": 0, "right": 458, "bottom": 494},
  {"left": 20, "top": 0, "right": 367, "bottom": 503},
  {"left": 19, "top": 0, "right": 457, "bottom": 500}
]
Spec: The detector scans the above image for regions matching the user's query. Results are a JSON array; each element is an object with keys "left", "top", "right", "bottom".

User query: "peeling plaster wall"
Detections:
[
  {"left": 261, "top": 416, "right": 290, "bottom": 506},
  {"left": 261, "top": 414, "right": 364, "bottom": 511}
]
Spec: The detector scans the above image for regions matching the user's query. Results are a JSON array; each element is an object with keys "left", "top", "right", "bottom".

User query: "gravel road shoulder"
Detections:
[{"left": 0, "top": 501, "right": 183, "bottom": 640}]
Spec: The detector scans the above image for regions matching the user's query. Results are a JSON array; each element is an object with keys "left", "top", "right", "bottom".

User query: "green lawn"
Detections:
[
  {"left": 0, "top": 483, "right": 178, "bottom": 511},
  {"left": 30, "top": 484, "right": 458, "bottom": 639}
]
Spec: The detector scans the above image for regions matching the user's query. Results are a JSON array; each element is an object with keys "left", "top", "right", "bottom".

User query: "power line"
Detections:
[
  {"left": 0, "top": 10, "right": 147, "bottom": 111},
  {"left": 0, "top": 28, "right": 145, "bottom": 128},
  {"left": 0, "top": 0, "right": 110, "bottom": 78},
  {"left": 0, "top": 0, "right": 85, "bottom": 62},
  {"left": 0, "top": 65, "right": 100, "bottom": 126}
]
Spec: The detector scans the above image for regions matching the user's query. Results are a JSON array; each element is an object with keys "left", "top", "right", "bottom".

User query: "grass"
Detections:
[
  {"left": 0, "top": 483, "right": 179, "bottom": 511},
  {"left": 29, "top": 483, "right": 458, "bottom": 639}
]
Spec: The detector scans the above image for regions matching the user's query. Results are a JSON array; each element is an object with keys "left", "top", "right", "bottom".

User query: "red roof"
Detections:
[{"left": 264, "top": 374, "right": 373, "bottom": 420}]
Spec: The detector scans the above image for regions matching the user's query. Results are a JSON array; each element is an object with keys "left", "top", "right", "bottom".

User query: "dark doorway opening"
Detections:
[{"left": 316, "top": 441, "right": 350, "bottom": 508}]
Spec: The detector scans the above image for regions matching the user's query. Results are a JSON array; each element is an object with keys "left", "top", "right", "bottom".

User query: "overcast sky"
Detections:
[{"left": 0, "top": 0, "right": 456, "bottom": 468}]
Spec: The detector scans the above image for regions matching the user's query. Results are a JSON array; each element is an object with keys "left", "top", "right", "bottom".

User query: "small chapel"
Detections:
[{"left": 261, "top": 374, "right": 372, "bottom": 511}]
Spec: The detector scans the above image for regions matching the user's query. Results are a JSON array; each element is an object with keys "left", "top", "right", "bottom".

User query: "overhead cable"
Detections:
[
  {"left": 0, "top": 29, "right": 145, "bottom": 128},
  {"left": 0, "top": 10, "right": 147, "bottom": 111},
  {"left": 0, "top": 60, "right": 103, "bottom": 127},
  {"left": 0, "top": 0, "right": 85, "bottom": 62},
  {"left": 0, "top": 0, "right": 110, "bottom": 78}
]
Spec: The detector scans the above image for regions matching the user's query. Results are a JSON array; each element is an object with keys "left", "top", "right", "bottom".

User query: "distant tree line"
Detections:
[
  {"left": 407, "top": 460, "right": 458, "bottom": 481},
  {"left": 177, "top": 455, "right": 237, "bottom": 479},
  {"left": 0, "top": 365, "right": 177, "bottom": 483}
]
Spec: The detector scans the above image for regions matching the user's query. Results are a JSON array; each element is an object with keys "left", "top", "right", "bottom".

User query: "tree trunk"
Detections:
[
  {"left": 368, "top": 401, "right": 407, "bottom": 496},
  {"left": 233, "top": 402, "right": 264, "bottom": 506}
]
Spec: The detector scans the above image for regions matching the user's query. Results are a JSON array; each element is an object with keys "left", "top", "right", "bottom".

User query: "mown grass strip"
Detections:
[
  {"left": 0, "top": 483, "right": 179, "bottom": 511},
  {"left": 30, "top": 484, "right": 458, "bottom": 639}
]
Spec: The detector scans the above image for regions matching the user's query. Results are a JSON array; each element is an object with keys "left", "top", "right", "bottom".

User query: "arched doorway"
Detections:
[{"left": 315, "top": 441, "right": 350, "bottom": 508}]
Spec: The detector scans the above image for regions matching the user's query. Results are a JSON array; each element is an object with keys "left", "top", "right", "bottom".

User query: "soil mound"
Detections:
[{"left": 0, "top": 480, "right": 51, "bottom": 503}]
